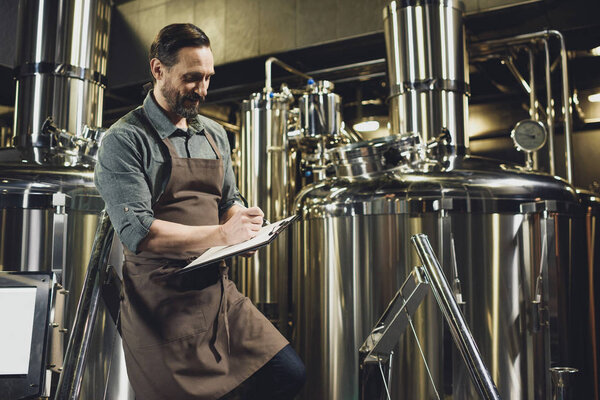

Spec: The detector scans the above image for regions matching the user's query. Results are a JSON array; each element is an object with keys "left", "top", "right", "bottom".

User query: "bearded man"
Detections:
[{"left": 94, "top": 23, "right": 305, "bottom": 400}]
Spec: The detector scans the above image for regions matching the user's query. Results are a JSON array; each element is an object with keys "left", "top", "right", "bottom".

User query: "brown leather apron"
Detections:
[{"left": 120, "top": 115, "right": 288, "bottom": 400}]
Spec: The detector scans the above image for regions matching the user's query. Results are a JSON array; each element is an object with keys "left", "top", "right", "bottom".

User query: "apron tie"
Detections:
[{"left": 219, "top": 266, "right": 231, "bottom": 355}]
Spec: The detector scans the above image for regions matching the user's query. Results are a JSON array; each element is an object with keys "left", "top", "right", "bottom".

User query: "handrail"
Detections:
[
  {"left": 411, "top": 234, "right": 501, "bottom": 400},
  {"left": 54, "top": 211, "right": 115, "bottom": 400}
]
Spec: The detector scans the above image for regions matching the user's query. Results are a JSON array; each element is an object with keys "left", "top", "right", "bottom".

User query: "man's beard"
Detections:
[{"left": 160, "top": 80, "right": 204, "bottom": 120}]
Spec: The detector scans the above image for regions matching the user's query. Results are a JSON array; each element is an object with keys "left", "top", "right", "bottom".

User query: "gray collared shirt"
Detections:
[{"left": 94, "top": 91, "right": 242, "bottom": 253}]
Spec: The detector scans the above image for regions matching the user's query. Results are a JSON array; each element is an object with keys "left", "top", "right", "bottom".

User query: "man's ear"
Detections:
[{"left": 150, "top": 58, "right": 163, "bottom": 82}]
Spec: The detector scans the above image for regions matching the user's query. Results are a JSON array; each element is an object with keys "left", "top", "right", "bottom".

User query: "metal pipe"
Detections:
[
  {"left": 411, "top": 234, "right": 502, "bottom": 400},
  {"left": 527, "top": 48, "right": 541, "bottom": 169},
  {"left": 548, "top": 30, "right": 574, "bottom": 183},
  {"left": 550, "top": 367, "right": 578, "bottom": 400},
  {"left": 503, "top": 56, "right": 532, "bottom": 94},
  {"left": 54, "top": 212, "right": 115, "bottom": 400},
  {"left": 471, "top": 30, "right": 574, "bottom": 182},
  {"left": 265, "top": 57, "right": 313, "bottom": 93},
  {"left": 544, "top": 39, "right": 556, "bottom": 176},
  {"left": 306, "top": 58, "right": 386, "bottom": 77},
  {"left": 528, "top": 49, "right": 538, "bottom": 120}
]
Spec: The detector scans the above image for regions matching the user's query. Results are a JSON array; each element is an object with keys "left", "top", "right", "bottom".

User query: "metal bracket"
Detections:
[
  {"left": 51, "top": 193, "right": 69, "bottom": 270},
  {"left": 359, "top": 266, "right": 430, "bottom": 363}
]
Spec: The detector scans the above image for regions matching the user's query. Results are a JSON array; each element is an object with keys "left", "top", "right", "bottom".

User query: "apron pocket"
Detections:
[{"left": 153, "top": 295, "right": 208, "bottom": 345}]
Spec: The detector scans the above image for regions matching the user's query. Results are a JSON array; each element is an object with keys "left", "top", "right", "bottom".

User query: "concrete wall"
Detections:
[
  {"left": 0, "top": 0, "right": 18, "bottom": 69},
  {"left": 114, "top": 0, "right": 392, "bottom": 67},
  {"left": 115, "top": 0, "right": 534, "bottom": 65},
  {"left": 105, "top": 0, "right": 542, "bottom": 87}
]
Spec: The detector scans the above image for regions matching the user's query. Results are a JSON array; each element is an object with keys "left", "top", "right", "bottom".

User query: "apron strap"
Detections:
[
  {"left": 203, "top": 130, "right": 222, "bottom": 160},
  {"left": 162, "top": 136, "right": 180, "bottom": 159}
]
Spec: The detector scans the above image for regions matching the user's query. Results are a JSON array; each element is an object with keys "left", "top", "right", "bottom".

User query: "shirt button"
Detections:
[{"left": 124, "top": 207, "right": 129, "bottom": 212}]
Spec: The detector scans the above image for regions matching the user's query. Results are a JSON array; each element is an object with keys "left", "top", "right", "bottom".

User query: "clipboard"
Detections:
[{"left": 179, "top": 214, "right": 299, "bottom": 274}]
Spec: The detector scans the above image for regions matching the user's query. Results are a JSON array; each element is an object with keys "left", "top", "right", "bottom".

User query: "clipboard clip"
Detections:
[{"left": 268, "top": 214, "right": 299, "bottom": 236}]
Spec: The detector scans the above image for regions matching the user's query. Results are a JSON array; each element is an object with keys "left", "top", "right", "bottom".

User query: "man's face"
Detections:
[{"left": 158, "top": 46, "right": 214, "bottom": 119}]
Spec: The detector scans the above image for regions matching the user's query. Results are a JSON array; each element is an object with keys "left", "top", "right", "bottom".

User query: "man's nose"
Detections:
[{"left": 195, "top": 81, "right": 208, "bottom": 98}]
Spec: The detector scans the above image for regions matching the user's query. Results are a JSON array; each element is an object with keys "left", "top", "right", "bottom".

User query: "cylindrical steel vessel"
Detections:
[
  {"left": 13, "top": 0, "right": 110, "bottom": 162},
  {"left": 299, "top": 81, "right": 342, "bottom": 138},
  {"left": 575, "top": 190, "right": 600, "bottom": 399},
  {"left": 1, "top": 1, "right": 132, "bottom": 398},
  {"left": 384, "top": 0, "right": 469, "bottom": 151},
  {"left": 292, "top": 148, "right": 582, "bottom": 399},
  {"left": 236, "top": 91, "right": 293, "bottom": 332},
  {"left": 0, "top": 163, "right": 133, "bottom": 399}
]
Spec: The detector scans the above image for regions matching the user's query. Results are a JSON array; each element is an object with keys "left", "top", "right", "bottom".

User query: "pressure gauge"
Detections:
[{"left": 511, "top": 119, "right": 547, "bottom": 152}]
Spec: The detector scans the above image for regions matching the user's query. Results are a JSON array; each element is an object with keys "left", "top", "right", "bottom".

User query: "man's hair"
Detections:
[{"left": 150, "top": 24, "right": 211, "bottom": 67}]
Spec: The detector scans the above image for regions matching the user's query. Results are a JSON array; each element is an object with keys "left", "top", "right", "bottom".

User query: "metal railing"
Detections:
[
  {"left": 54, "top": 212, "right": 115, "bottom": 400},
  {"left": 470, "top": 30, "right": 573, "bottom": 182},
  {"left": 411, "top": 234, "right": 501, "bottom": 399},
  {"left": 360, "top": 234, "right": 501, "bottom": 400}
]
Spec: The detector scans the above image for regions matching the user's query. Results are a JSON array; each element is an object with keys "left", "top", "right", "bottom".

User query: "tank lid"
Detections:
[
  {"left": 327, "top": 134, "right": 423, "bottom": 177},
  {"left": 294, "top": 156, "right": 580, "bottom": 217}
]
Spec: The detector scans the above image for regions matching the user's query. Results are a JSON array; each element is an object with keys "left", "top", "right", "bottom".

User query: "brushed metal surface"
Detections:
[
  {"left": 0, "top": 165, "right": 133, "bottom": 400},
  {"left": 299, "top": 91, "right": 342, "bottom": 138},
  {"left": 236, "top": 93, "right": 292, "bottom": 332},
  {"left": 13, "top": 0, "right": 111, "bottom": 161},
  {"left": 384, "top": 0, "right": 469, "bottom": 151},
  {"left": 292, "top": 155, "right": 583, "bottom": 399}
]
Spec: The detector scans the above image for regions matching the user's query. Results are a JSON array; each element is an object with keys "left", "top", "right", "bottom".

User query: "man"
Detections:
[{"left": 94, "top": 24, "right": 305, "bottom": 400}]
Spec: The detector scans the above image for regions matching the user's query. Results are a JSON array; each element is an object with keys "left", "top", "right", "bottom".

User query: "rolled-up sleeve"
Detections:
[
  {"left": 217, "top": 127, "right": 244, "bottom": 214},
  {"left": 94, "top": 130, "right": 155, "bottom": 253}
]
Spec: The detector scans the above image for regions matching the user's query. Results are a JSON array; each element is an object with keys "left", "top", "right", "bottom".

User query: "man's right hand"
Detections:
[{"left": 219, "top": 206, "right": 264, "bottom": 245}]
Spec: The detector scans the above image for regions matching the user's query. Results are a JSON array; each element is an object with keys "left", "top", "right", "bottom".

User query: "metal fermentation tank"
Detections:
[
  {"left": 0, "top": 0, "right": 133, "bottom": 398},
  {"left": 291, "top": 0, "right": 590, "bottom": 398},
  {"left": 237, "top": 79, "right": 348, "bottom": 333},
  {"left": 238, "top": 90, "right": 293, "bottom": 331}
]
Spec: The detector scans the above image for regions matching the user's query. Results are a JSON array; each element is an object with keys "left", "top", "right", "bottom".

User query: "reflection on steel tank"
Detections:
[
  {"left": 291, "top": 0, "right": 595, "bottom": 399},
  {"left": 236, "top": 73, "right": 354, "bottom": 335},
  {"left": 0, "top": 0, "right": 133, "bottom": 399}
]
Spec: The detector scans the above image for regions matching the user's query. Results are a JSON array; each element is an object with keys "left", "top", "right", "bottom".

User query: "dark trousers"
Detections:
[{"left": 221, "top": 344, "right": 306, "bottom": 400}]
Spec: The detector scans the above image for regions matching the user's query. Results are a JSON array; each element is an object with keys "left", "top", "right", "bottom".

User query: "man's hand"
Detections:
[{"left": 219, "top": 206, "right": 264, "bottom": 245}]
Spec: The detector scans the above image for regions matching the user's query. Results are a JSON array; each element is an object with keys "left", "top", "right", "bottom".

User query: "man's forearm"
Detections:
[
  {"left": 139, "top": 205, "right": 264, "bottom": 257},
  {"left": 138, "top": 219, "right": 227, "bottom": 258}
]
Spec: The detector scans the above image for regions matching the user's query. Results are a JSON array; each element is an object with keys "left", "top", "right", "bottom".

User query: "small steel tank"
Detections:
[
  {"left": 299, "top": 80, "right": 342, "bottom": 138},
  {"left": 237, "top": 89, "right": 294, "bottom": 332},
  {"left": 236, "top": 80, "right": 349, "bottom": 334}
]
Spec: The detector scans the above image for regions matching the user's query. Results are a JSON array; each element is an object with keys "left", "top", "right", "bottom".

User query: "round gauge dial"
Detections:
[{"left": 511, "top": 119, "right": 547, "bottom": 152}]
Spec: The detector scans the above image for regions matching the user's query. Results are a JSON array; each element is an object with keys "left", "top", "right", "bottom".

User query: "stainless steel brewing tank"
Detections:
[
  {"left": 384, "top": 0, "right": 469, "bottom": 150},
  {"left": 299, "top": 81, "right": 342, "bottom": 138},
  {"left": 0, "top": 155, "right": 131, "bottom": 399},
  {"left": 292, "top": 146, "right": 581, "bottom": 399},
  {"left": 13, "top": 0, "right": 111, "bottom": 161},
  {"left": 576, "top": 190, "right": 600, "bottom": 399},
  {"left": 236, "top": 91, "right": 293, "bottom": 332}
]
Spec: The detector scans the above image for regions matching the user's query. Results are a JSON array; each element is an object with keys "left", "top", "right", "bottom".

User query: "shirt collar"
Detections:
[{"left": 143, "top": 90, "right": 206, "bottom": 139}]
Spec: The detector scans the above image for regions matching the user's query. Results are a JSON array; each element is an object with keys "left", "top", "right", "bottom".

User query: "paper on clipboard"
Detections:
[{"left": 183, "top": 215, "right": 298, "bottom": 271}]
